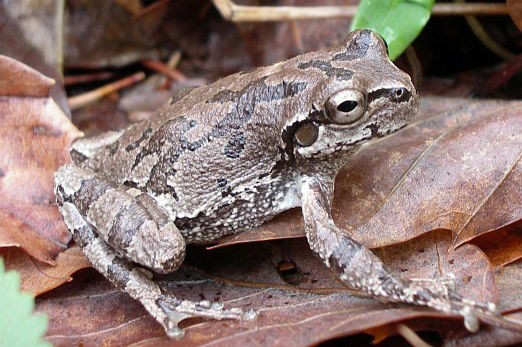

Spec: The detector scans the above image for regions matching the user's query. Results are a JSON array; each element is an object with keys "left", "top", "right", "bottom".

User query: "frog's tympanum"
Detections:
[{"left": 55, "top": 30, "right": 497, "bottom": 338}]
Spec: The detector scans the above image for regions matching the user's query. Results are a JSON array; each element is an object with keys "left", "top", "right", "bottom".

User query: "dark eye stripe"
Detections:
[
  {"left": 367, "top": 88, "right": 412, "bottom": 104},
  {"left": 297, "top": 60, "right": 354, "bottom": 81}
]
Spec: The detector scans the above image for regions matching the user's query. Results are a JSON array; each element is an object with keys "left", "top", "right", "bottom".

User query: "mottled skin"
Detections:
[{"left": 55, "top": 30, "right": 496, "bottom": 338}]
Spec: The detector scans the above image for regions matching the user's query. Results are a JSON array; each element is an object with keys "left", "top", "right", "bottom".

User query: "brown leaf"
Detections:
[
  {"left": 0, "top": 246, "right": 90, "bottom": 295},
  {"left": 441, "top": 261, "right": 522, "bottom": 347},
  {"left": 0, "top": 55, "right": 55, "bottom": 96},
  {"left": 334, "top": 101, "right": 521, "bottom": 249},
  {"left": 38, "top": 231, "right": 505, "bottom": 346},
  {"left": 216, "top": 100, "right": 522, "bottom": 251},
  {"left": 377, "top": 231, "right": 498, "bottom": 304},
  {"left": 0, "top": 56, "right": 81, "bottom": 263},
  {"left": 210, "top": 208, "right": 303, "bottom": 249},
  {"left": 475, "top": 224, "right": 522, "bottom": 268},
  {"left": 417, "top": 96, "right": 470, "bottom": 119}
]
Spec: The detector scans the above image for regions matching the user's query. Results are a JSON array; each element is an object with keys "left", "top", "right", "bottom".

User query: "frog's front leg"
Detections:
[
  {"left": 300, "top": 176, "right": 497, "bottom": 332},
  {"left": 54, "top": 164, "right": 253, "bottom": 338}
]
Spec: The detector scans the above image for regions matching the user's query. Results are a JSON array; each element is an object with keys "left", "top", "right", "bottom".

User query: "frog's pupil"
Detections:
[{"left": 337, "top": 100, "right": 357, "bottom": 113}]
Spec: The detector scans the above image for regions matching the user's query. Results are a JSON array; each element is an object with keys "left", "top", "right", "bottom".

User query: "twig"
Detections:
[
  {"left": 456, "top": 0, "right": 515, "bottom": 60},
  {"left": 64, "top": 72, "right": 114, "bottom": 86},
  {"left": 434, "top": 3, "right": 509, "bottom": 16},
  {"left": 142, "top": 59, "right": 187, "bottom": 82},
  {"left": 212, "top": 0, "right": 508, "bottom": 22},
  {"left": 396, "top": 324, "right": 432, "bottom": 347},
  {"left": 213, "top": 0, "right": 357, "bottom": 21},
  {"left": 482, "top": 55, "right": 522, "bottom": 94},
  {"left": 405, "top": 46, "right": 422, "bottom": 87},
  {"left": 159, "top": 51, "right": 183, "bottom": 88},
  {"left": 68, "top": 72, "right": 145, "bottom": 110}
]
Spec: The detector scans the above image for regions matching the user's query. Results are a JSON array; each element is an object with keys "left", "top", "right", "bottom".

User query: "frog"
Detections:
[{"left": 54, "top": 29, "right": 497, "bottom": 338}]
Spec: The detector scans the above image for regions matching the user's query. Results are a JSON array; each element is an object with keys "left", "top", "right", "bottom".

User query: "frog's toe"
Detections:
[
  {"left": 165, "top": 322, "right": 185, "bottom": 340},
  {"left": 157, "top": 295, "right": 257, "bottom": 338},
  {"left": 394, "top": 278, "right": 496, "bottom": 332},
  {"left": 460, "top": 305, "right": 480, "bottom": 332}
]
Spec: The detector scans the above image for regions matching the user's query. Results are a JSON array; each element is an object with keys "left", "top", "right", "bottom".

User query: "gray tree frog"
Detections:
[{"left": 54, "top": 30, "right": 497, "bottom": 338}]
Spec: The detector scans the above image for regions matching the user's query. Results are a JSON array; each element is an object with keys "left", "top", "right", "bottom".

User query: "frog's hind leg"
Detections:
[
  {"left": 54, "top": 164, "right": 254, "bottom": 338},
  {"left": 55, "top": 163, "right": 185, "bottom": 274}
]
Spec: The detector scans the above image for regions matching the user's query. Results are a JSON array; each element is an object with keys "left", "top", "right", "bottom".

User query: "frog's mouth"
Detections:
[
  {"left": 295, "top": 123, "right": 372, "bottom": 158},
  {"left": 295, "top": 117, "right": 410, "bottom": 159}
]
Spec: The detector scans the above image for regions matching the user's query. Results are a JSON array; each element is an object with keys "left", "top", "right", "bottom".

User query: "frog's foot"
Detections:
[
  {"left": 400, "top": 277, "right": 499, "bottom": 332},
  {"left": 158, "top": 296, "right": 258, "bottom": 338},
  {"left": 111, "top": 253, "right": 257, "bottom": 339},
  {"left": 58, "top": 202, "right": 255, "bottom": 338},
  {"left": 124, "top": 265, "right": 257, "bottom": 339}
]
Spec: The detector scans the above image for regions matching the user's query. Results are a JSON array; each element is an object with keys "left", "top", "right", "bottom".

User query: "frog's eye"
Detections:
[{"left": 325, "top": 89, "right": 366, "bottom": 124}]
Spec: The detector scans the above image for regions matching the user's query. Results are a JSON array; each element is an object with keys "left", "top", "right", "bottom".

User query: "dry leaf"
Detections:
[
  {"left": 0, "top": 56, "right": 81, "bottom": 263},
  {"left": 38, "top": 231, "right": 512, "bottom": 346},
  {"left": 342, "top": 101, "right": 521, "bottom": 249},
  {"left": 0, "top": 55, "right": 55, "bottom": 97},
  {"left": 0, "top": 246, "right": 90, "bottom": 295},
  {"left": 475, "top": 224, "right": 522, "bottom": 268},
  {"left": 442, "top": 261, "right": 522, "bottom": 347}
]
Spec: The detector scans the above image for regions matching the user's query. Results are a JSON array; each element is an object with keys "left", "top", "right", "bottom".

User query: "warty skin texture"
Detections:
[
  {"left": 54, "top": 30, "right": 497, "bottom": 338},
  {"left": 75, "top": 29, "right": 417, "bottom": 243}
]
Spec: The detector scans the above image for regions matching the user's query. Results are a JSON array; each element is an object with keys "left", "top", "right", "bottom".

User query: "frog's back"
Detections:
[
  {"left": 82, "top": 36, "right": 379, "bottom": 241},
  {"left": 84, "top": 59, "right": 319, "bottom": 241},
  {"left": 85, "top": 39, "right": 347, "bottom": 186}
]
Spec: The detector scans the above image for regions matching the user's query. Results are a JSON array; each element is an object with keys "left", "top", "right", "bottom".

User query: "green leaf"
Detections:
[
  {"left": 0, "top": 259, "right": 51, "bottom": 347},
  {"left": 351, "top": 0, "right": 434, "bottom": 60}
]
